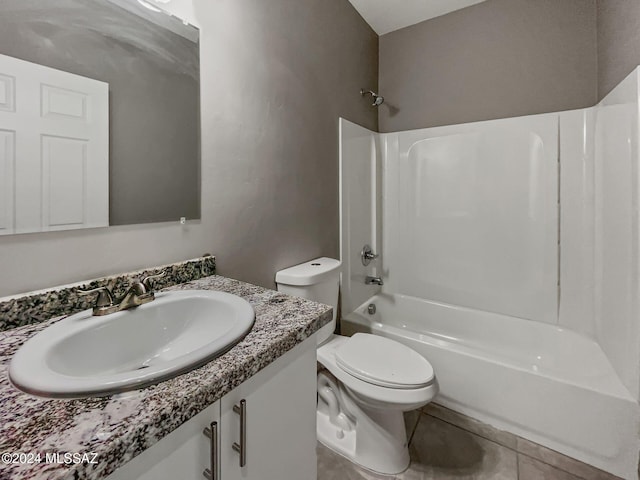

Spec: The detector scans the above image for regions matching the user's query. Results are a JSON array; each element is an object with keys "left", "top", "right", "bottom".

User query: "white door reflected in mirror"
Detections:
[{"left": 0, "top": 53, "right": 108, "bottom": 235}]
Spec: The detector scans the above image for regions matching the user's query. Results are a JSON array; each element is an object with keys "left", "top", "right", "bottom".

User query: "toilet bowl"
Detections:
[
  {"left": 275, "top": 258, "right": 439, "bottom": 475},
  {"left": 317, "top": 333, "right": 438, "bottom": 474}
]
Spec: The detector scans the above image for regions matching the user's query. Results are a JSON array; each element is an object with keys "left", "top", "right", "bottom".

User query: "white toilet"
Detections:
[{"left": 276, "top": 257, "right": 438, "bottom": 475}]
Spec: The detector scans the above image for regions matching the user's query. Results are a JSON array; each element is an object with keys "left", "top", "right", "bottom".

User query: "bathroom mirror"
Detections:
[{"left": 0, "top": 0, "right": 200, "bottom": 234}]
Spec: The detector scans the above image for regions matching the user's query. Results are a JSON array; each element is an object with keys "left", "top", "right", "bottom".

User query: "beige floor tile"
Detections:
[
  {"left": 398, "top": 415, "right": 517, "bottom": 479},
  {"left": 423, "top": 403, "right": 518, "bottom": 450},
  {"left": 518, "top": 454, "right": 583, "bottom": 480},
  {"left": 317, "top": 442, "right": 397, "bottom": 480},
  {"left": 317, "top": 405, "right": 623, "bottom": 480},
  {"left": 516, "top": 438, "right": 622, "bottom": 480}
]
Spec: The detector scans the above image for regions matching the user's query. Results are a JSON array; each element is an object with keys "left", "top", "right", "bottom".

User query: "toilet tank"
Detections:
[{"left": 275, "top": 257, "right": 341, "bottom": 344}]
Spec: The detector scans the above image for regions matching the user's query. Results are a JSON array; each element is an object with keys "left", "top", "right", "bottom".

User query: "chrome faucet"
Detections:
[
  {"left": 365, "top": 276, "right": 384, "bottom": 286},
  {"left": 360, "top": 244, "right": 379, "bottom": 266},
  {"left": 79, "top": 270, "right": 166, "bottom": 316}
]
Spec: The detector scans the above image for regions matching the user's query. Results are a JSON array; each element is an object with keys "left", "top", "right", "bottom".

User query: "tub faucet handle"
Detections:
[{"left": 361, "top": 244, "right": 379, "bottom": 266}]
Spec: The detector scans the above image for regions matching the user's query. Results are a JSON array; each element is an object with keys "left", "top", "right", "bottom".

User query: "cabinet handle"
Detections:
[
  {"left": 202, "top": 421, "right": 218, "bottom": 480},
  {"left": 232, "top": 399, "right": 247, "bottom": 467}
]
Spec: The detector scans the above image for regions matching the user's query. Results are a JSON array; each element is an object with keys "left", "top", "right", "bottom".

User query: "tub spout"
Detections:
[{"left": 365, "top": 276, "right": 384, "bottom": 286}]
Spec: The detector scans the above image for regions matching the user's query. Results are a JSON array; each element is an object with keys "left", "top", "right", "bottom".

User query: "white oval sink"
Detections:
[{"left": 9, "top": 290, "right": 255, "bottom": 398}]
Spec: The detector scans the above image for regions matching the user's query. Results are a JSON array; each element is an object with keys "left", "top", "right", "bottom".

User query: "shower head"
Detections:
[{"left": 360, "top": 89, "right": 384, "bottom": 107}]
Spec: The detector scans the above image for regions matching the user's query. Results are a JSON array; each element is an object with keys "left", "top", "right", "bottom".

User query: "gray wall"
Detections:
[
  {"left": 597, "top": 0, "right": 640, "bottom": 99},
  {"left": 0, "top": 0, "right": 378, "bottom": 296},
  {"left": 378, "top": 0, "right": 598, "bottom": 132}
]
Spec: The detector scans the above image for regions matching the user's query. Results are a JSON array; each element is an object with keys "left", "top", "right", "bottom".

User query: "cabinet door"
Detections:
[
  {"left": 220, "top": 339, "right": 317, "bottom": 480},
  {"left": 106, "top": 400, "right": 220, "bottom": 480}
]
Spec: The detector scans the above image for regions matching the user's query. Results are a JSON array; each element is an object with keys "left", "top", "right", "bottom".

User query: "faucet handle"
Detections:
[
  {"left": 141, "top": 269, "right": 167, "bottom": 291},
  {"left": 78, "top": 286, "right": 115, "bottom": 307},
  {"left": 361, "top": 244, "right": 379, "bottom": 266}
]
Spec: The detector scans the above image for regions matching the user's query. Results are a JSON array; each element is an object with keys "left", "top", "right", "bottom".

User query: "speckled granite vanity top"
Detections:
[{"left": 0, "top": 275, "right": 331, "bottom": 480}]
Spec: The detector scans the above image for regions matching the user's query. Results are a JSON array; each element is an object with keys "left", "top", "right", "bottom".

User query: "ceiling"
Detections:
[{"left": 347, "top": 0, "right": 488, "bottom": 35}]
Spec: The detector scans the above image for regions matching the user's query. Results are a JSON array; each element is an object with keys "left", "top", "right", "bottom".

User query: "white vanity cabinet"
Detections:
[
  {"left": 106, "top": 337, "right": 317, "bottom": 480},
  {"left": 220, "top": 337, "right": 317, "bottom": 480}
]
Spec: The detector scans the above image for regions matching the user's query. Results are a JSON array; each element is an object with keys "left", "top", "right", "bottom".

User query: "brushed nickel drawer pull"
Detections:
[
  {"left": 202, "top": 421, "right": 218, "bottom": 480},
  {"left": 232, "top": 399, "right": 247, "bottom": 467}
]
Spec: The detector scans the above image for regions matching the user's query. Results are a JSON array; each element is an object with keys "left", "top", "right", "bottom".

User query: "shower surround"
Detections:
[{"left": 339, "top": 69, "right": 640, "bottom": 479}]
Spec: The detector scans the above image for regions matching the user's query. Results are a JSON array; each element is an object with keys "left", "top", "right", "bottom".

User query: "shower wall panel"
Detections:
[
  {"left": 592, "top": 69, "right": 640, "bottom": 399},
  {"left": 382, "top": 115, "right": 559, "bottom": 324},
  {"left": 339, "top": 118, "right": 381, "bottom": 314},
  {"left": 558, "top": 109, "right": 597, "bottom": 338}
]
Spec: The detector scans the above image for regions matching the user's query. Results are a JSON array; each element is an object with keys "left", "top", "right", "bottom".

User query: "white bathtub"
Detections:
[{"left": 342, "top": 293, "right": 640, "bottom": 479}]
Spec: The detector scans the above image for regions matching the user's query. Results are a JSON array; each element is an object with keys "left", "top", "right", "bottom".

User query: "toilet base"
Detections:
[
  {"left": 317, "top": 408, "right": 411, "bottom": 476},
  {"left": 316, "top": 372, "right": 411, "bottom": 475}
]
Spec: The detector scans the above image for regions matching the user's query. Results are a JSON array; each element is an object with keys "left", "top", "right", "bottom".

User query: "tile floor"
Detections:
[{"left": 317, "top": 405, "right": 623, "bottom": 480}]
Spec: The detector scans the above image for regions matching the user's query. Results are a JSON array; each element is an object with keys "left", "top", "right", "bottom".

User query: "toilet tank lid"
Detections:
[{"left": 275, "top": 257, "right": 341, "bottom": 286}]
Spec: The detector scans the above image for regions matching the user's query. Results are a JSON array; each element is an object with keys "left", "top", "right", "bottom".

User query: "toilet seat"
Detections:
[
  {"left": 317, "top": 334, "right": 438, "bottom": 410},
  {"left": 335, "top": 333, "right": 434, "bottom": 389}
]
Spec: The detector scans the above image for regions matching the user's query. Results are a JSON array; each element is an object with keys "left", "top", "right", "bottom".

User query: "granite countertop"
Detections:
[{"left": 0, "top": 275, "right": 332, "bottom": 480}]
